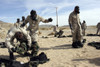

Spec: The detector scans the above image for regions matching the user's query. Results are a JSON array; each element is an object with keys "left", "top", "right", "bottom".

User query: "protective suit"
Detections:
[
  {"left": 96, "top": 22, "right": 100, "bottom": 35},
  {"left": 24, "top": 15, "right": 50, "bottom": 42},
  {"left": 81, "top": 21, "right": 87, "bottom": 36},
  {"left": 68, "top": 11, "right": 83, "bottom": 42},
  {"left": 20, "top": 10, "right": 52, "bottom": 57},
  {"left": 5, "top": 26, "right": 31, "bottom": 52},
  {"left": 5, "top": 25, "right": 35, "bottom": 60}
]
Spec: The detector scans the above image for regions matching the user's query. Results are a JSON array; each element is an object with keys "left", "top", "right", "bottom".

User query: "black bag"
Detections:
[{"left": 30, "top": 52, "right": 50, "bottom": 64}]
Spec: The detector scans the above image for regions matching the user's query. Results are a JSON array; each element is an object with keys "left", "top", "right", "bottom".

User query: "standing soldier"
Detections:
[
  {"left": 96, "top": 22, "right": 100, "bottom": 35},
  {"left": 81, "top": 20, "right": 87, "bottom": 36},
  {"left": 53, "top": 26, "right": 57, "bottom": 37},
  {"left": 68, "top": 6, "right": 83, "bottom": 48},
  {"left": 53, "top": 26, "right": 57, "bottom": 33},
  {"left": 21, "top": 16, "right": 25, "bottom": 22},
  {"left": 21, "top": 10, "right": 53, "bottom": 56},
  {"left": 14, "top": 18, "right": 21, "bottom": 28}
]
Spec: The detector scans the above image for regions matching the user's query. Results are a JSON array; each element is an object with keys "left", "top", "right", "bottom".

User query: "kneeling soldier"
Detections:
[{"left": 5, "top": 26, "right": 39, "bottom": 60}]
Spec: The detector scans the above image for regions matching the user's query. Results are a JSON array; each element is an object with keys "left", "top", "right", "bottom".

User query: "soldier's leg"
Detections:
[
  {"left": 54, "top": 31, "right": 57, "bottom": 37},
  {"left": 30, "top": 31, "right": 39, "bottom": 57},
  {"left": 31, "top": 41, "right": 39, "bottom": 57},
  {"left": 9, "top": 51, "right": 14, "bottom": 60},
  {"left": 17, "top": 42, "right": 30, "bottom": 56},
  {"left": 84, "top": 30, "right": 85, "bottom": 36},
  {"left": 72, "top": 30, "right": 77, "bottom": 42},
  {"left": 96, "top": 28, "right": 99, "bottom": 35},
  {"left": 58, "top": 31, "right": 63, "bottom": 38},
  {"left": 57, "top": 32, "right": 60, "bottom": 38},
  {"left": 83, "top": 30, "right": 85, "bottom": 36},
  {"left": 72, "top": 30, "right": 78, "bottom": 48},
  {"left": 77, "top": 29, "right": 83, "bottom": 47},
  {"left": 98, "top": 29, "right": 100, "bottom": 35},
  {"left": 82, "top": 29, "right": 85, "bottom": 36}
]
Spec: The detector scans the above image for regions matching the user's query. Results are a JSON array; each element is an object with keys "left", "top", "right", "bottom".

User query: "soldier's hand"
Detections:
[{"left": 48, "top": 18, "right": 53, "bottom": 22}]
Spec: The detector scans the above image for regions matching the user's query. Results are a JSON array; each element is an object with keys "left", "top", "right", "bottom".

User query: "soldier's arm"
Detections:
[
  {"left": 68, "top": 14, "right": 73, "bottom": 30},
  {"left": 26, "top": 33, "right": 31, "bottom": 48},
  {"left": 39, "top": 16, "right": 53, "bottom": 23},
  {"left": 23, "top": 30, "right": 31, "bottom": 48},
  {"left": 5, "top": 32, "right": 15, "bottom": 52}
]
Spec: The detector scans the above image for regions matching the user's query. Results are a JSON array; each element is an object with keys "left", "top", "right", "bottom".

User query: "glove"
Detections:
[
  {"left": 20, "top": 23, "right": 25, "bottom": 27},
  {"left": 48, "top": 18, "right": 53, "bottom": 22},
  {"left": 11, "top": 48, "right": 16, "bottom": 52}
]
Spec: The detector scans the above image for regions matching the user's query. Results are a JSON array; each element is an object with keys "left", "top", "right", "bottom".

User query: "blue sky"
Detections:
[{"left": 0, "top": 0, "right": 100, "bottom": 26}]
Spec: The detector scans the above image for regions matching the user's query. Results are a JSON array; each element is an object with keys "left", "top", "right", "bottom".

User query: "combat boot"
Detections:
[
  {"left": 77, "top": 41, "right": 83, "bottom": 48},
  {"left": 9, "top": 52, "right": 14, "bottom": 60},
  {"left": 72, "top": 42, "right": 78, "bottom": 48}
]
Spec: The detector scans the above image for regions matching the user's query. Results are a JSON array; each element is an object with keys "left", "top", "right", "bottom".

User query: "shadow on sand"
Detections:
[
  {"left": 0, "top": 54, "right": 25, "bottom": 60},
  {"left": 86, "top": 34, "right": 100, "bottom": 36},
  {"left": 0, "top": 52, "right": 49, "bottom": 67},
  {"left": 40, "top": 44, "right": 72, "bottom": 50},
  {"left": 88, "top": 42, "right": 100, "bottom": 49},
  {"left": 72, "top": 57, "right": 100, "bottom": 66},
  {"left": 67, "top": 35, "right": 72, "bottom": 37}
]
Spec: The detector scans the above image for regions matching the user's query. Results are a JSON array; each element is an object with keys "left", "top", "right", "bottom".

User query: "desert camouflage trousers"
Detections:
[{"left": 71, "top": 28, "right": 83, "bottom": 42}]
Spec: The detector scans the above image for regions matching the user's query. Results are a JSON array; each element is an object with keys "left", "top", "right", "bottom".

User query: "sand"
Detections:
[{"left": 0, "top": 25, "right": 100, "bottom": 67}]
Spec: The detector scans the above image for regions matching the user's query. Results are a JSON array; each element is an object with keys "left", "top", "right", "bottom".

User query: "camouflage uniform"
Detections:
[
  {"left": 24, "top": 15, "right": 50, "bottom": 42},
  {"left": 22, "top": 15, "right": 50, "bottom": 56},
  {"left": 96, "top": 22, "right": 100, "bottom": 35},
  {"left": 5, "top": 26, "right": 33, "bottom": 60},
  {"left": 5, "top": 26, "right": 31, "bottom": 53},
  {"left": 81, "top": 22, "right": 87, "bottom": 36},
  {"left": 68, "top": 11, "right": 83, "bottom": 42}
]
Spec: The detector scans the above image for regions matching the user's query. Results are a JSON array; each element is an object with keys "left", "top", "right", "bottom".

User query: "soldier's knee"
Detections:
[{"left": 31, "top": 41, "right": 39, "bottom": 50}]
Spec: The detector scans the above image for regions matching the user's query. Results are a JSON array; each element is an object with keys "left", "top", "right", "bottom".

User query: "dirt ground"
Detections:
[{"left": 0, "top": 26, "right": 100, "bottom": 67}]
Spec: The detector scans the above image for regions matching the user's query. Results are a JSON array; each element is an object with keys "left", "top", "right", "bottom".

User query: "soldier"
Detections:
[
  {"left": 96, "top": 22, "right": 100, "bottom": 35},
  {"left": 21, "top": 16, "right": 25, "bottom": 22},
  {"left": 53, "top": 26, "right": 57, "bottom": 32},
  {"left": 21, "top": 16, "right": 27, "bottom": 28},
  {"left": 68, "top": 6, "right": 83, "bottom": 48},
  {"left": 81, "top": 20, "right": 87, "bottom": 36},
  {"left": 14, "top": 18, "right": 21, "bottom": 28},
  {"left": 21, "top": 10, "right": 53, "bottom": 56},
  {"left": 54, "top": 29, "right": 64, "bottom": 38},
  {"left": 5, "top": 26, "right": 32, "bottom": 60},
  {"left": 53, "top": 26, "right": 57, "bottom": 37}
]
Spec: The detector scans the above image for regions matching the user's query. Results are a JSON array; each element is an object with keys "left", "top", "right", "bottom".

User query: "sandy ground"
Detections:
[{"left": 0, "top": 26, "right": 100, "bottom": 67}]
